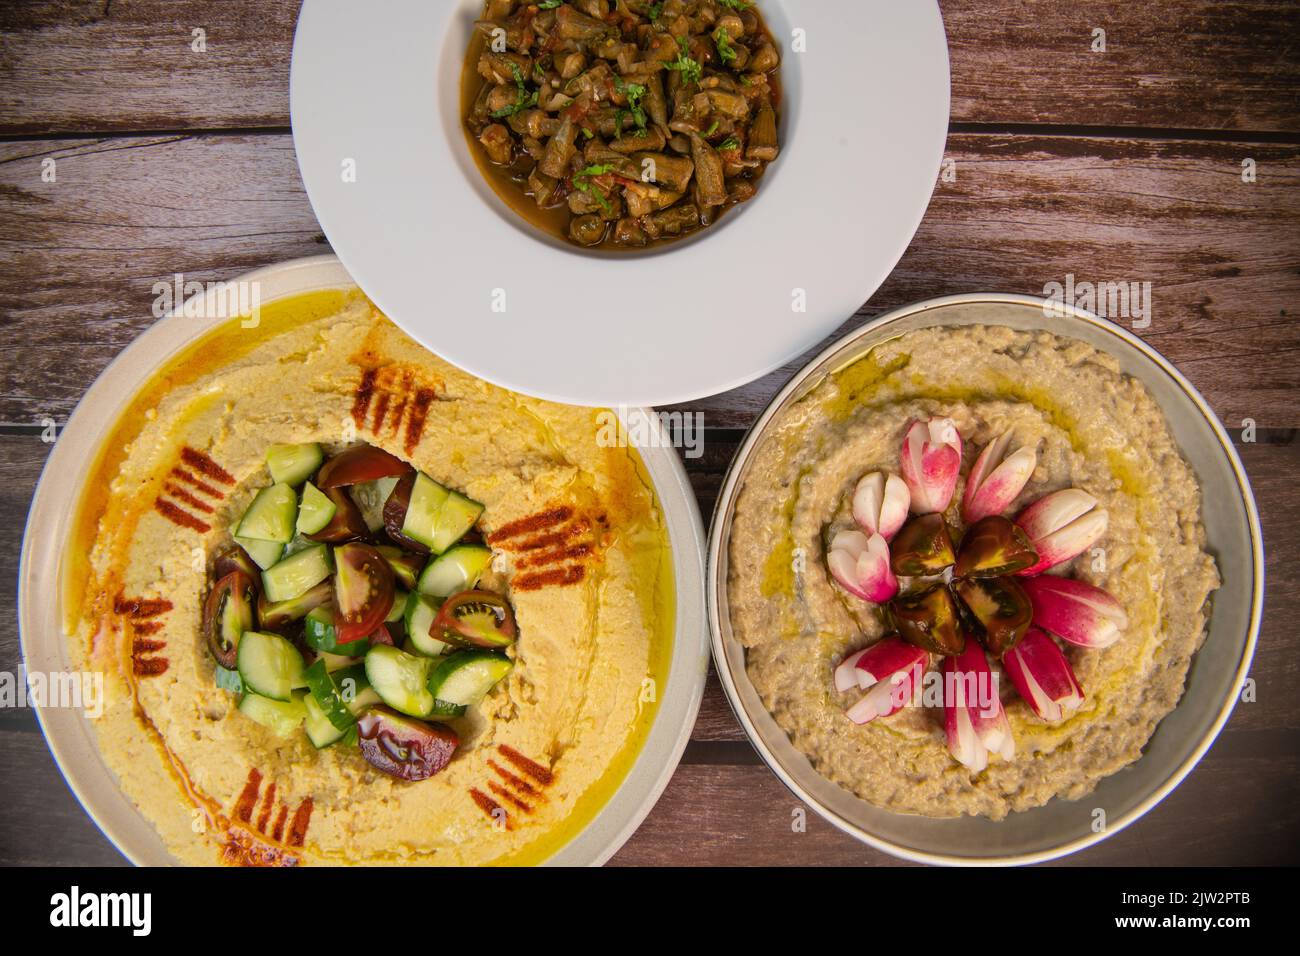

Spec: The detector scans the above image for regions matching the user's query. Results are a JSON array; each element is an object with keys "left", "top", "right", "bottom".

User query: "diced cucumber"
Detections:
[
  {"left": 376, "top": 545, "right": 425, "bottom": 590},
  {"left": 316, "top": 650, "right": 360, "bottom": 672},
  {"left": 404, "top": 593, "right": 454, "bottom": 657},
  {"left": 303, "top": 691, "right": 349, "bottom": 748},
  {"left": 429, "top": 698, "right": 468, "bottom": 719},
  {"left": 303, "top": 659, "right": 358, "bottom": 733},
  {"left": 426, "top": 649, "right": 513, "bottom": 707},
  {"left": 352, "top": 476, "right": 401, "bottom": 534},
  {"left": 235, "top": 483, "right": 298, "bottom": 543},
  {"left": 280, "top": 532, "right": 315, "bottom": 559},
  {"left": 417, "top": 544, "right": 492, "bottom": 597},
  {"left": 331, "top": 663, "right": 382, "bottom": 715},
  {"left": 235, "top": 534, "right": 285, "bottom": 571},
  {"left": 401, "top": 473, "right": 450, "bottom": 550},
  {"left": 214, "top": 665, "right": 243, "bottom": 695},
  {"left": 303, "top": 605, "right": 370, "bottom": 656},
  {"left": 387, "top": 591, "right": 409, "bottom": 623},
  {"left": 432, "top": 491, "right": 484, "bottom": 554},
  {"left": 364, "top": 645, "right": 434, "bottom": 718},
  {"left": 267, "top": 443, "right": 324, "bottom": 487},
  {"left": 296, "top": 481, "right": 336, "bottom": 535},
  {"left": 238, "top": 691, "right": 307, "bottom": 737},
  {"left": 236, "top": 630, "right": 307, "bottom": 702},
  {"left": 303, "top": 604, "right": 337, "bottom": 648},
  {"left": 261, "top": 544, "right": 332, "bottom": 603}
]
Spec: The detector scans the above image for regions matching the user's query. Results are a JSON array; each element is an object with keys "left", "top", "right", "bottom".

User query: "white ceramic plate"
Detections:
[
  {"left": 707, "top": 294, "right": 1264, "bottom": 865},
  {"left": 19, "top": 255, "right": 709, "bottom": 866},
  {"left": 290, "top": 0, "right": 950, "bottom": 407}
]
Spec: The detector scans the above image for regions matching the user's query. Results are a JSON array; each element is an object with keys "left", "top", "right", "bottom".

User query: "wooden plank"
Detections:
[
  {"left": 1, "top": 133, "right": 1296, "bottom": 429},
  {"left": 2, "top": 1, "right": 1297, "bottom": 135},
  {"left": 0, "top": 0, "right": 295, "bottom": 135},
  {"left": 944, "top": 0, "right": 1300, "bottom": 133}
]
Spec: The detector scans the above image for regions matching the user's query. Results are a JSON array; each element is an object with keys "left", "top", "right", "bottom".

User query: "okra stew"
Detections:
[{"left": 462, "top": 0, "right": 783, "bottom": 250}]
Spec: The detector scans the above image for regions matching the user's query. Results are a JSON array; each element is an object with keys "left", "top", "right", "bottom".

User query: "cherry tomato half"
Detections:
[
  {"left": 333, "top": 543, "right": 395, "bottom": 644},
  {"left": 432, "top": 589, "right": 517, "bottom": 649},
  {"left": 356, "top": 707, "right": 458, "bottom": 781},
  {"left": 316, "top": 444, "right": 412, "bottom": 489}
]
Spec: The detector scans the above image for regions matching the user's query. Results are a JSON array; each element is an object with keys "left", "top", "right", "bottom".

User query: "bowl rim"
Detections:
[
  {"left": 288, "top": 0, "right": 952, "bottom": 408},
  {"left": 18, "top": 254, "right": 709, "bottom": 867},
  {"left": 705, "top": 291, "right": 1265, "bottom": 866}
]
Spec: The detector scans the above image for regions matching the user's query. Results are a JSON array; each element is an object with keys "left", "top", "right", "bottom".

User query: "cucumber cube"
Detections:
[
  {"left": 261, "top": 544, "right": 332, "bottom": 603},
  {"left": 401, "top": 473, "right": 450, "bottom": 550},
  {"left": 296, "top": 481, "right": 336, "bottom": 535},
  {"left": 235, "top": 535, "right": 285, "bottom": 571},
  {"left": 266, "top": 442, "right": 324, "bottom": 486},
  {"left": 239, "top": 691, "right": 307, "bottom": 737},
  {"left": 235, "top": 483, "right": 298, "bottom": 543},
  {"left": 431, "top": 491, "right": 484, "bottom": 554}
]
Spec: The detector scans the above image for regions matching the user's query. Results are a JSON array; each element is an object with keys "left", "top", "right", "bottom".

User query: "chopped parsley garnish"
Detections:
[
  {"left": 705, "top": 119, "right": 720, "bottom": 136},
  {"left": 573, "top": 163, "right": 615, "bottom": 214},
  {"left": 718, "top": 135, "right": 740, "bottom": 151},
  {"left": 646, "top": 2, "right": 664, "bottom": 23},
  {"left": 490, "top": 61, "right": 539, "bottom": 118},
  {"left": 713, "top": 28, "right": 737, "bottom": 65},
  {"left": 719, "top": 0, "right": 751, "bottom": 10},
  {"left": 615, "top": 76, "right": 649, "bottom": 131},
  {"left": 666, "top": 37, "right": 703, "bottom": 86},
  {"left": 538, "top": 1, "right": 565, "bottom": 9}
]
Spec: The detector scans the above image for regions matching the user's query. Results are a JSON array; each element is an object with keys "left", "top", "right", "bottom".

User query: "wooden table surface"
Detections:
[{"left": 1, "top": 0, "right": 1297, "bottom": 866}]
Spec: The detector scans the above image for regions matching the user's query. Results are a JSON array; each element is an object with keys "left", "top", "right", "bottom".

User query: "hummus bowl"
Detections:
[
  {"left": 707, "top": 293, "right": 1262, "bottom": 865},
  {"left": 20, "top": 255, "right": 709, "bottom": 866}
]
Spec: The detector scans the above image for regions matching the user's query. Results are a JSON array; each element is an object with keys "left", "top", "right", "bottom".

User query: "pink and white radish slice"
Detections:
[
  {"left": 1020, "top": 575, "right": 1128, "bottom": 649},
  {"left": 899, "top": 418, "right": 963, "bottom": 515},
  {"left": 851, "top": 471, "right": 910, "bottom": 541},
  {"left": 841, "top": 637, "right": 929, "bottom": 725},
  {"left": 826, "top": 530, "right": 898, "bottom": 603},
  {"left": 962, "top": 431, "right": 1037, "bottom": 523},
  {"left": 1014, "top": 488, "right": 1109, "bottom": 576},
  {"left": 942, "top": 640, "right": 1015, "bottom": 772},
  {"left": 1002, "top": 627, "right": 1085, "bottom": 722}
]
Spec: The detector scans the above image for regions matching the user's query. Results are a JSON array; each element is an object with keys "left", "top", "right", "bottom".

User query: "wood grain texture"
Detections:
[
  {"left": 944, "top": 0, "right": 1300, "bottom": 133},
  {"left": 2, "top": 133, "right": 1297, "bottom": 429},
  {"left": 2, "top": 0, "right": 1298, "bottom": 870},
  {"left": 0, "top": 0, "right": 296, "bottom": 135},
  {"left": 2, "top": 1, "right": 1298, "bottom": 135}
]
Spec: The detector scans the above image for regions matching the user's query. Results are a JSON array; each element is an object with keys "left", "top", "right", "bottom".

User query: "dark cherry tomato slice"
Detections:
[
  {"left": 381, "top": 472, "right": 429, "bottom": 554},
  {"left": 305, "top": 487, "right": 369, "bottom": 543},
  {"left": 953, "top": 515, "right": 1038, "bottom": 578},
  {"left": 203, "top": 571, "right": 256, "bottom": 669},
  {"left": 257, "top": 580, "right": 333, "bottom": 632},
  {"left": 432, "top": 589, "right": 517, "bottom": 649},
  {"left": 889, "top": 584, "right": 966, "bottom": 656},
  {"left": 356, "top": 707, "right": 458, "bottom": 781},
  {"left": 375, "top": 545, "right": 426, "bottom": 590},
  {"left": 316, "top": 444, "right": 412, "bottom": 489},
  {"left": 367, "top": 621, "right": 400, "bottom": 647},
  {"left": 954, "top": 576, "right": 1032, "bottom": 656},
  {"left": 213, "top": 545, "right": 260, "bottom": 581},
  {"left": 333, "top": 543, "right": 395, "bottom": 644},
  {"left": 890, "top": 514, "right": 956, "bottom": 577}
]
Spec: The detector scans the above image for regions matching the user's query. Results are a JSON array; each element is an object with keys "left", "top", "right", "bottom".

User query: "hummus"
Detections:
[
  {"left": 66, "top": 290, "right": 674, "bottom": 865},
  {"left": 727, "top": 324, "right": 1219, "bottom": 820}
]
